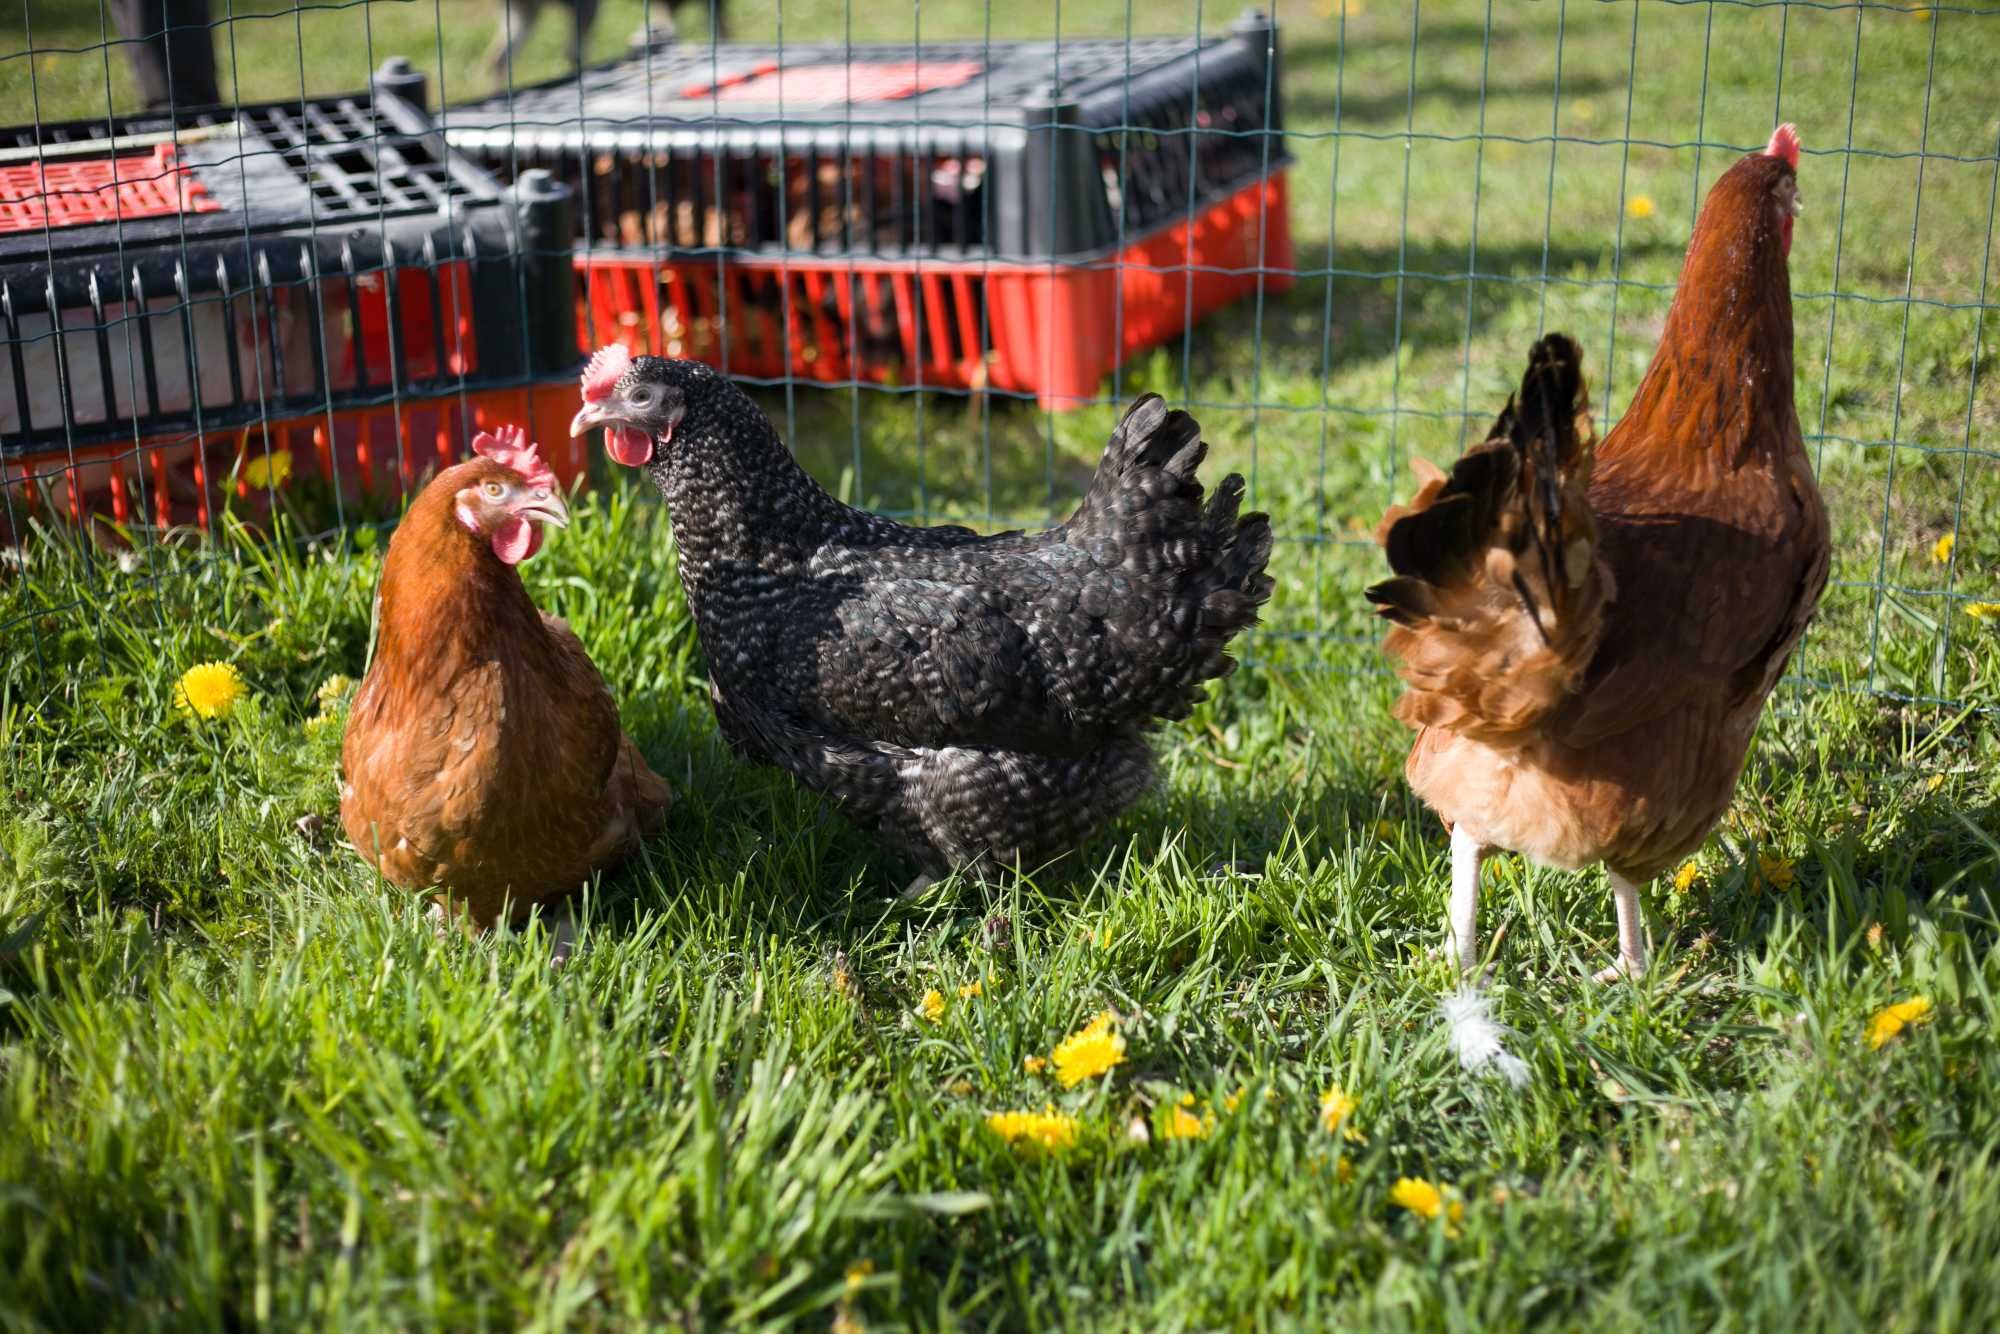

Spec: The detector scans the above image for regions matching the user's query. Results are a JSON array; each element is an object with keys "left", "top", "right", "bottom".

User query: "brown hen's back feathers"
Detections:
[
  {"left": 1371, "top": 142, "right": 1829, "bottom": 883},
  {"left": 1368, "top": 333, "right": 1611, "bottom": 748},
  {"left": 339, "top": 461, "right": 669, "bottom": 928}
]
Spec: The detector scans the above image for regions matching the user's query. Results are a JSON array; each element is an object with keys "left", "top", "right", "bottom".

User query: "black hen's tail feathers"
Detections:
[{"left": 1066, "top": 394, "right": 1276, "bottom": 721}]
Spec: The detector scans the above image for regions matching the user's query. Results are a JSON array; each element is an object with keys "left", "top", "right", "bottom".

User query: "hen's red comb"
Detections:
[
  {"left": 1764, "top": 123, "right": 1801, "bottom": 170},
  {"left": 581, "top": 343, "right": 632, "bottom": 403},
  {"left": 472, "top": 423, "right": 558, "bottom": 491}
]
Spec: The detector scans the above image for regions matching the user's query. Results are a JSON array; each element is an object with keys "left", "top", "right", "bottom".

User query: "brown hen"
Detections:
[
  {"left": 1369, "top": 125, "right": 1829, "bottom": 984},
  {"left": 340, "top": 426, "right": 670, "bottom": 938}
]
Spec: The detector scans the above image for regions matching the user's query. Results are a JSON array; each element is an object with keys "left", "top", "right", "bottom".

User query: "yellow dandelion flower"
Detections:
[
  {"left": 844, "top": 1258, "right": 875, "bottom": 1294},
  {"left": 1925, "top": 773, "right": 1946, "bottom": 794},
  {"left": 242, "top": 449, "right": 294, "bottom": 489},
  {"left": 1966, "top": 601, "right": 2000, "bottom": 621},
  {"left": 315, "top": 674, "right": 355, "bottom": 708},
  {"left": 958, "top": 980, "right": 982, "bottom": 1000},
  {"left": 1310, "top": 1151, "right": 1358, "bottom": 1182},
  {"left": 1051, "top": 1011, "right": 1125, "bottom": 1087},
  {"left": 1390, "top": 1177, "right": 1464, "bottom": 1226},
  {"left": 1223, "top": 1087, "right": 1244, "bottom": 1113},
  {"left": 1626, "top": 193, "right": 1657, "bottom": 220},
  {"left": 1375, "top": 819, "right": 1397, "bottom": 842},
  {"left": 1673, "top": 860, "right": 1701, "bottom": 893},
  {"left": 303, "top": 711, "right": 339, "bottom": 739},
  {"left": 1161, "top": 1104, "right": 1211, "bottom": 1140},
  {"left": 1867, "top": 997, "right": 1934, "bottom": 1050},
  {"left": 174, "top": 661, "right": 246, "bottom": 720},
  {"left": 1096, "top": 923, "right": 1114, "bottom": 950},
  {"left": 1757, "top": 851, "right": 1796, "bottom": 890},
  {"left": 1023, "top": 1055, "right": 1047, "bottom": 1075},
  {"left": 1932, "top": 533, "right": 1955, "bottom": 564},
  {"left": 918, "top": 990, "right": 946, "bottom": 1023},
  {"left": 1320, "top": 1086, "right": 1366, "bottom": 1142},
  {"left": 986, "top": 1104, "right": 1079, "bottom": 1151}
]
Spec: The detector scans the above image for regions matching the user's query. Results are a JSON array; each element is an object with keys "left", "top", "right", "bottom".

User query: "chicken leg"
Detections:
[
  {"left": 1447, "top": 825, "right": 1487, "bottom": 976},
  {"left": 547, "top": 901, "right": 578, "bottom": 969},
  {"left": 1591, "top": 872, "right": 1648, "bottom": 984}
]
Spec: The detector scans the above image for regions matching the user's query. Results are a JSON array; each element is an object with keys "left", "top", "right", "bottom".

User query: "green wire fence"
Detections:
[{"left": 1, "top": 0, "right": 1994, "bottom": 719}]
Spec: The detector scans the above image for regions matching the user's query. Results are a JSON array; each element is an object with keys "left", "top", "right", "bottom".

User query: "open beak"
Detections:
[
  {"left": 572, "top": 399, "right": 664, "bottom": 469},
  {"left": 516, "top": 490, "right": 570, "bottom": 530}
]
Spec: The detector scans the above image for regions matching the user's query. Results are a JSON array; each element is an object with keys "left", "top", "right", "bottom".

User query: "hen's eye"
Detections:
[{"left": 483, "top": 481, "right": 506, "bottom": 500}]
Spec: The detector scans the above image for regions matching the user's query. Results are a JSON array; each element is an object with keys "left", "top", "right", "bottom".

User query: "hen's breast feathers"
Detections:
[{"left": 340, "top": 602, "right": 665, "bottom": 915}]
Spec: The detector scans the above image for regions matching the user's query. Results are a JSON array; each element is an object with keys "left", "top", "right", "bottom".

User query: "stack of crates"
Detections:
[
  {"left": 0, "top": 61, "right": 580, "bottom": 543},
  {"left": 442, "top": 11, "right": 1291, "bottom": 408}
]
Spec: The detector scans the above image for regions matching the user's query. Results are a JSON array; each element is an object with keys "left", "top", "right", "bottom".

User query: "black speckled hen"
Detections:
[{"left": 570, "top": 349, "right": 1274, "bottom": 888}]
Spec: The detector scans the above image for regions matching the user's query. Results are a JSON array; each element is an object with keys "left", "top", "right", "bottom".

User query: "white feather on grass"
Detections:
[{"left": 1441, "top": 987, "right": 1530, "bottom": 1088}]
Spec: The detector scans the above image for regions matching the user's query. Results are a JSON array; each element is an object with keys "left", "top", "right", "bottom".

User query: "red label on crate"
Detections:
[
  {"left": 679, "top": 60, "right": 983, "bottom": 106},
  {"left": 0, "top": 144, "right": 221, "bottom": 233}
]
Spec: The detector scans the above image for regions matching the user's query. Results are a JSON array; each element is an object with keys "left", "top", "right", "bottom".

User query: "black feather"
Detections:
[{"left": 624, "top": 363, "right": 1274, "bottom": 878}]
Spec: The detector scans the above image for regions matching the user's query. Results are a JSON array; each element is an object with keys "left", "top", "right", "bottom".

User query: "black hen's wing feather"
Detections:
[{"left": 801, "top": 395, "right": 1273, "bottom": 753}]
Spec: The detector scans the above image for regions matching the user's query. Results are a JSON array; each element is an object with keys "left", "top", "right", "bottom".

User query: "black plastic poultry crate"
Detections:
[
  {"left": 0, "top": 61, "right": 579, "bottom": 537},
  {"left": 440, "top": 12, "right": 1292, "bottom": 406}
]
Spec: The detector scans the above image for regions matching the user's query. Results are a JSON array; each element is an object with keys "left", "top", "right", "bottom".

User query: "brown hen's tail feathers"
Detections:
[{"left": 1365, "top": 333, "right": 1612, "bottom": 747}]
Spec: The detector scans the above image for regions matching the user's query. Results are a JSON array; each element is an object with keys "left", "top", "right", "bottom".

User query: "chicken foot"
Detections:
[
  {"left": 898, "top": 857, "right": 1004, "bottom": 902},
  {"left": 423, "top": 893, "right": 580, "bottom": 969},
  {"left": 547, "top": 901, "right": 578, "bottom": 970}
]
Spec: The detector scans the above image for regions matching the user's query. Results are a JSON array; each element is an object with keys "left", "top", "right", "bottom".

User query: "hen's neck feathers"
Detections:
[
  {"left": 374, "top": 482, "right": 543, "bottom": 675},
  {"left": 646, "top": 388, "right": 852, "bottom": 581},
  {"left": 1610, "top": 160, "right": 1797, "bottom": 476}
]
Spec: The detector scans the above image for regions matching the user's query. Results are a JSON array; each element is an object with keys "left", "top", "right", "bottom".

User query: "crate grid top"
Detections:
[
  {"left": 0, "top": 73, "right": 577, "bottom": 458},
  {"left": 444, "top": 23, "right": 1287, "bottom": 263},
  {"left": 0, "top": 84, "right": 501, "bottom": 263},
  {"left": 444, "top": 34, "right": 1272, "bottom": 138}
]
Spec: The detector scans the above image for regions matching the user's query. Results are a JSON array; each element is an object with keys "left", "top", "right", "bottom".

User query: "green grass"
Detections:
[{"left": 5, "top": 0, "right": 2000, "bottom": 1327}]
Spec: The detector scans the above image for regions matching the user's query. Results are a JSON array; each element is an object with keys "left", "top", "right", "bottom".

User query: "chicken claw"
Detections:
[{"left": 548, "top": 902, "right": 578, "bottom": 969}]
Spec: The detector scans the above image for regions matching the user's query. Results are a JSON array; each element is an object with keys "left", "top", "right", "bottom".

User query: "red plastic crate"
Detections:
[
  {"left": 452, "top": 22, "right": 1291, "bottom": 408},
  {"left": 575, "top": 172, "right": 1293, "bottom": 408},
  {"left": 0, "top": 145, "right": 220, "bottom": 234},
  {"left": 1, "top": 382, "right": 585, "bottom": 545}
]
